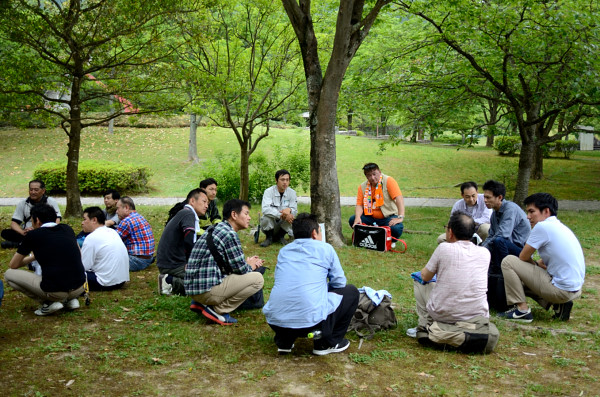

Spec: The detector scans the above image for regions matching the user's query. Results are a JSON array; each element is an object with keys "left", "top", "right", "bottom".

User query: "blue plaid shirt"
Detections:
[
  {"left": 185, "top": 221, "right": 252, "bottom": 295},
  {"left": 116, "top": 211, "right": 155, "bottom": 256}
]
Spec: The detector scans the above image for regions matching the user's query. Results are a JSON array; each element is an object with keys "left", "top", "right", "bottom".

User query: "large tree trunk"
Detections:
[
  {"left": 513, "top": 140, "right": 535, "bottom": 206},
  {"left": 239, "top": 144, "right": 250, "bottom": 201},
  {"left": 64, "top": 77, "right": 83, "bottom": 217},
  {"left": 486, "top": 125, "right": 495, "bottom": 147},
  {"left": 188, "top": 113, "right": 199, "bottom": 164},
  {"left": 531, "top": 144, "right": 544, "bottom": 180}
]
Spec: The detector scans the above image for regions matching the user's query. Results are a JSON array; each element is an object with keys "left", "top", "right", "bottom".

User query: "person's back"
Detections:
[{"left": 82, "top": 226, "right": 129, "bottom": 287}]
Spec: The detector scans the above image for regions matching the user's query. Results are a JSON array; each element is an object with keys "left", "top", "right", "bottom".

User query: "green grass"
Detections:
[
  {"left": 1, "top": 204, "right": 599, "bottom": 396},
  {"left": 1, "top": 125, "right": 599, "bottom": 199}
]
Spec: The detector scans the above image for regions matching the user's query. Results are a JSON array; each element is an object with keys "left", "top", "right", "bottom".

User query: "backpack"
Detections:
[
  {"left": 348, "top": 292, "right": 397, "bottom": 339},
  {"left": 165, "top": 200, "right": 187, "bottom": 226}
]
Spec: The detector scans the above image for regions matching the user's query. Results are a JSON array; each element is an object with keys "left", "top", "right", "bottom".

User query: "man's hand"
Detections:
[
  {"left": 280, "top": 208, "right": 294, "bottom": 224},
  {"left": 536, "top": 259, "right": 547, "bottom": 270},
  {"left": 247, "top": 255, "right": 264, "bottom": 270},
  {"left": 389, "top": 217, "right": 403, "bottom": 226}
]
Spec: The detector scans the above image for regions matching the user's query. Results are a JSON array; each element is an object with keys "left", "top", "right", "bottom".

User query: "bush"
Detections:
[
  {"left": 202, "top": 143, "right": 310, "bottom": 203},
  {"left": 34, "top": 160, "right": 151, "bottom": 194},
  {"left": 553, "top": 139, "right": 579, "bottom": 159},
  {"left": 435, "top": 135, "right": 463, "bottom": 144},
  {"left": 493, "top": 136, "right": 521, "bottom": 155}
]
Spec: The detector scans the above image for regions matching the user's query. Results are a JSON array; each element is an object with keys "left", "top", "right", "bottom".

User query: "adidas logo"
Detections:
[{"left": 359, "top": 235, "right": 378, "bottom": 249}]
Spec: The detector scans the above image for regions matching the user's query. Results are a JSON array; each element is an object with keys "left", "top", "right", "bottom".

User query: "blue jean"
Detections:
[
  {"left": 129, "top": 255, "right": 153, "bottom": 272},
  {"left": 486, "top": 237, "right": 522, "bottom": 274},
  {"left": 349, "top": 214, "right": 404, "bottom": 239}
]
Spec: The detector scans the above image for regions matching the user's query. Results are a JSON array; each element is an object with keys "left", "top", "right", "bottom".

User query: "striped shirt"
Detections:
[
  {"left": 185, "top": 221, "right": 251, "bottom": 295},
  {"left": 116, "top": 211, "right": 155, "bottom": 256}
]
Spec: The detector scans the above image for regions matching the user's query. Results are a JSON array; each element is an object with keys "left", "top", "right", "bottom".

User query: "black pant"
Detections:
[
  {"left": 1, "top": 229, "right": 24, "bottom": 243},
  {"left": 269, "top": 284, "right": 359, "bottom": 350},
  {"left": 86, "top": 271, "right": 126, "bottom": 292}
]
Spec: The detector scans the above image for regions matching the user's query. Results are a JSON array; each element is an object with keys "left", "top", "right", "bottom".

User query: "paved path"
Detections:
[{"left": 1, "top": 197, "right": 599, "bottom": 210}]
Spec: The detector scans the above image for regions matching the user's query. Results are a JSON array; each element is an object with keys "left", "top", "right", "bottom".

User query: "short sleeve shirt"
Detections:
[{"left": 355, "top": 176, "right": 402, "bottom": 219}]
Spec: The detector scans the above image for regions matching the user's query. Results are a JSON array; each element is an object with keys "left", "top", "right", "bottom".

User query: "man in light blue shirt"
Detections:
[{"left": 263, "top": 213, "right": 359, "bottom": 356}]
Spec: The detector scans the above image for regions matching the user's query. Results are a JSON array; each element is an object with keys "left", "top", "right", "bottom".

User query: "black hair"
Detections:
[
  {"left": 186, "top": 188, "right": 207, "bottom": 202},
  {"left": 223, "top": 199, "right": 250, "bottom": 220},
  {"left": 102, "top": 189, "right": 120, "bottom": 200},
  {"left": 292, "top": 213, "right": 320, "bottom": 239},
  {"left": 83, "top": 206, "right": 106, "bottom": 224},
  {"left": 119, "top": 196, "right": 136, "bottom": 210},
  {"left": 482, "top": 180, "right": 506, "bottom": 199},
  {"left": 460, "top": 181, "right": 478, "bottom": 194},
  {"left": 275, "top": 169, "right": 290, "bottom": 181},
  {"left": 523, "top": 192, "right": 558, "bottom": 216},
  {"left": 448, "top": 212, "right": 476, "bottom": 241},
  {"left": 362, "top": 163, "right": 379, "bottom": 172},
  {"left": 29, "top": 179, "right": 46, "bottom": 189},
  {"left": 199, "top": 178, "right": 218, "bottom": 189},
  {"left": 30, "top": 203, "right": 57, "bottom": 224}
]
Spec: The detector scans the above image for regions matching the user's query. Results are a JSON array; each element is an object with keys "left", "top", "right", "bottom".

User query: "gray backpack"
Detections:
[{"left": 348, "top": 292, "right": 397, "bottom": 339}]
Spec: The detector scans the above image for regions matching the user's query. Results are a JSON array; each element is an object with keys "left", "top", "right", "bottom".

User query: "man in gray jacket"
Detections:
[{"left": 259, "top": 169, "right": 297, "bottom": 247}]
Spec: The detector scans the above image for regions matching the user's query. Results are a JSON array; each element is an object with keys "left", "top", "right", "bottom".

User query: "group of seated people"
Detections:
[{"left": 0, "top": 165, "right": 586, "bottom": 355}]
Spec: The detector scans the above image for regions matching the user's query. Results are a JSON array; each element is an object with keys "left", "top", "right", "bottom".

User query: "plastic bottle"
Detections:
[{"left": 307, "top": 330, "right": 322, "bottom": 340}]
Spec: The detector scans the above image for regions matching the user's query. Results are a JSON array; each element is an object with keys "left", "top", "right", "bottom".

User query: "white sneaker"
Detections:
[
  {"left": 64, "top": 298, "right": 80, "bottom": 310},
  {"left": 158, "top": 274, "right": 173, "bottom": 295},
  {"left": 406, "top": 327, "right": 417, "bottom": 338},
  {"left": 35, "top": 301, "right": 64, "bottom": 316},
  {"left": 312, "top": 339, "right": 350, "bottom": 356}
]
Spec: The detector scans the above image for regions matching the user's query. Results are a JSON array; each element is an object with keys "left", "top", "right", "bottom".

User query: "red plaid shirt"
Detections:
[{"left": 116, "top": 211, "right": 155, "bottom": 256}]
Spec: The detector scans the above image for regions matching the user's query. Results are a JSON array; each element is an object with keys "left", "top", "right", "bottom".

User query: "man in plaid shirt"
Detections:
[
  {"left": 185, "top": 199, "right": 264, "bottom": 325},
  {"left": 116, "top": 196, "right": 155, "bottom": 272}
]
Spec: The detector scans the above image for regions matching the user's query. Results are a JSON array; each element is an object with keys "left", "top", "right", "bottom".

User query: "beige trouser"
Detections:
[
  {"left": 260, "top": 214, "right": 293, "bottom": 236},
  {"left": 192, "top": 272, "right": 264, "bottom": 314},
  {"left": 437, "top": 223, "right": 490, "bottom": 244},
  {"left": 413, "top": 280, "right": 436, "bottom": 328},
  {"left": 501, "top": 255, "right": 581, "bottom": 308},
  {"left": 5, "top": 269, "right": 85, "bottom": 303}
]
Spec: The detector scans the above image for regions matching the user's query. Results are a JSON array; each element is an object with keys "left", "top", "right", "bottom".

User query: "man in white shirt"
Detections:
[
  {"left": 498, "top": 193, "right": 585, "bottom": 322},
  {"left": 259, "top": 169, "right": 298, "bottom": 247},
  {"left": 437, "top": 181, "right": 492, "bottom": 243},
  {"left": 81, "top": 206, "right": 130, "bottom": 291}
]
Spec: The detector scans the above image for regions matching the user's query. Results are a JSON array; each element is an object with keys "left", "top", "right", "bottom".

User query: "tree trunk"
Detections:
[
  {"left": 531, "top": 144, "right": 544, "bottom": 180},
  {"left": 188, "top": 113, "right": 199, "bottom": 164},
  {"left": 239, "top": 144, "right": 250, "bottom": 201},
  {"left": 347, "top": 108, "right": 353, "bottom": 132},
  {"left": 64, "top": 77, "right": 83, "bottom": 217},
  {"left": 513, "top": 141, "right": 535, "bottom": 206},
  {"left": 108, "top": 95, "right": 114, "bottom": 134},
  {"left": 486, "top": 126, "right": 495, "bottom": 147}
]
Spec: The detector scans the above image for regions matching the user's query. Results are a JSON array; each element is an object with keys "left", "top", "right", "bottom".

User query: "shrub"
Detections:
[
  {"left": 493, "top": 136, "right": 521, "bottom": 155},
  {"left": 202, "top": 143, "right": 310, "bottom": 203},
  {"left": 553, "top": 139, "right": 579, "bottom": 159},
  {"left": 34, "top": 160, "right": 151, "bottom": 194},
  {"left": 435, "top": 135, "right": 463, "bottom": 144}
]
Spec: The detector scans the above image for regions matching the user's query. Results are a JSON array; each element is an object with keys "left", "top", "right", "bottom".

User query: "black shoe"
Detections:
[
  {"left": 1, "top": 241, "right": 19, "bottom": 249},
  {"left": 553, "top": 301, "right": 573, "bottom": 321},
  {"left": 260, "top": 230, "right": 273, "bottom": 247},
  {"left": 274, "top": 229, "right": 288, "bottom": 245}
]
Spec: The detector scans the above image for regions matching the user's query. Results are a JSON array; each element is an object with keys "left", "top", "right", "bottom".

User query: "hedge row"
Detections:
[
  {"left": 33, "top": 160, "right": 151, "bottom": 194},
  {"left": 494, "top": 136, "right": 579, "bottom": 159}
]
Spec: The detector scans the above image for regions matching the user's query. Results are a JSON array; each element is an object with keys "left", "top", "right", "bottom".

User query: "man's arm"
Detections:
[
  {"left": 353, "top": 205, "right": 364, "bottom": 227},
  {"left": 261, "top": 187, "right": 280, "bottom": 217},
  {"left": 288, "top": 189, "right": 298, "bottom": 217},
  {"left": 474, "top": 197, "right": 492, "bottom": 225},
  {"left": 10, "top": 220, "right": 28, "bottom": 236},
  {"left": 419, "top": 267, "right": 436, "bottom": 282},
  {"left": 9, "top": 252, "right": 28, "bottom": 269},
  {"left": 388, "top": 195, "right": 405, "bottom": 226},
  {"left": 327, "top": 248, "right": 347, "bottom": 289},
  {"left": 518, "top": 244, "right": 545, "bottom": 268},
  {"left": 493, "top": 205, "right": 519, "bottom": 240}
]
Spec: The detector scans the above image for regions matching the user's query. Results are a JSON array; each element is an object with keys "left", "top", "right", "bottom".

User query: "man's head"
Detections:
[
  {"left": 523, "top": 192, "right": 557, "bottom": 227},
  {"left": 28, "top": 179, "right": 46, "bottom": 202},
  {"left": 223, "top": 199, "right": 251, "bottom": 232},
  {"left": 116, "top": 196, "right": 136, "bottom": 220},
  {"left": 186, "top": 188, "right": 209, "bottom": 217},
  {"left": 30, "top": 203, "right": 56, "bottom": 227},
  {"left": 103, "top": 189, "right": 121, "bottom": 210},
  {"left": 199, "top": 178, "right": 218, "bottom": 201},
  {"left": 446, "top": 212, "right": 476, "bottom": 242},
  {"left": 482, "top": 180, "right": 506, "bottom": 211},
  {"left": 82, "top": 206, "right": 106, "bottom": 233},
  {"left": 460, "top": 181, "right": 479, "bottom": 207},
  {"left": 275, "top": 170, "right": 290, "bottom": 193},
  {"left": 292, "top": 213, "right": 322, "bottom": 240},
  {"left": 362, "top": 163, "right": 382, "bottom": 187}
]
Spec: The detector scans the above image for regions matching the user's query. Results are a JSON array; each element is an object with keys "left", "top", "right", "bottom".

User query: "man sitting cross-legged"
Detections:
[
  {"left": 80, "top": 206, "right": 130, "bottom": 291},
  {"left": 408, "top": 213, "right": 499, "bottom": 354},
  {"left": 263, "top": 213, "right": 359, "bottom": 355},
  {"left": 157, "top": 188, "right": 209, "bottom": 296},
  {"left": 497, "top": 193, "right": 585, "bottom": 323},
  {"left": 185, "top": 199, "right": 265, "bottom": 325},
  {"left": 4, "top": 204, "right": 86, "bottom": 316},
  {"left": 116, "top": 196, "right": 155, "bottom": 272}
]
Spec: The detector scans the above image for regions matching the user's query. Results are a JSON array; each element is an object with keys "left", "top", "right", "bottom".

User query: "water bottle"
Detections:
[{"left": 307, "top": 330, "right": 322, "bottom": 340}]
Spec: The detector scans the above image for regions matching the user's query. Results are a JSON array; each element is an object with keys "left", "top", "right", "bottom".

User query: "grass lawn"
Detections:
[
  {"left": 1, "top": 204, "right": 599, "bottom": 396},
  {"left": 1, "top": 126, "right": 599, "bottom": 200}
]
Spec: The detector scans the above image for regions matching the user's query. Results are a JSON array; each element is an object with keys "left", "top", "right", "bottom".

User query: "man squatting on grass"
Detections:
[
  {"left": 408, "top": 212, "right": 499, "bottom": 353},
  {"left": 263, "top": 213, "right": 359, "bottom": 356},
  {"left": 4, "top": 204, "right": 86, "bottom": 316},
  {"left": 80, "top": 206, "right": 130, "bottom": 291},
  {"left": 259, "top": 169, "right": 298, "bottom": 247},
  {"left": 185, "top": 199, "right": 265, "bottom": 325},
  {"left": 497, "top": 193, "right": 585, "bottom": 323},
  {"left": 157, "top": 188, "right": 209, "bottom": 296}
]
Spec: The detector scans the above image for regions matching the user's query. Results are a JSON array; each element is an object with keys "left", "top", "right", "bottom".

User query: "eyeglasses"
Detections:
[{"left": 362, "top": 163, "right": 378, "bottom": 171}]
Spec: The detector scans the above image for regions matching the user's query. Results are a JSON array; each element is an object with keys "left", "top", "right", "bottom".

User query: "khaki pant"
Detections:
[
  {"left": 192, "top": 272, "right": 264, "bottom": 314},
  {"left": 5, "top": 269, "right": 85, "bottom": 303},
  {"left": 413, "top": 280, "right": 436, "bottom": 328},
  {"left": 501, "top": 255, "right": 581, "bottom": 308},
  {"left": 260, "top": 214, "right": 293, "bottom": 236},
  {"left": 437, "top": 223, "right": 490, "bottom": 244}
]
